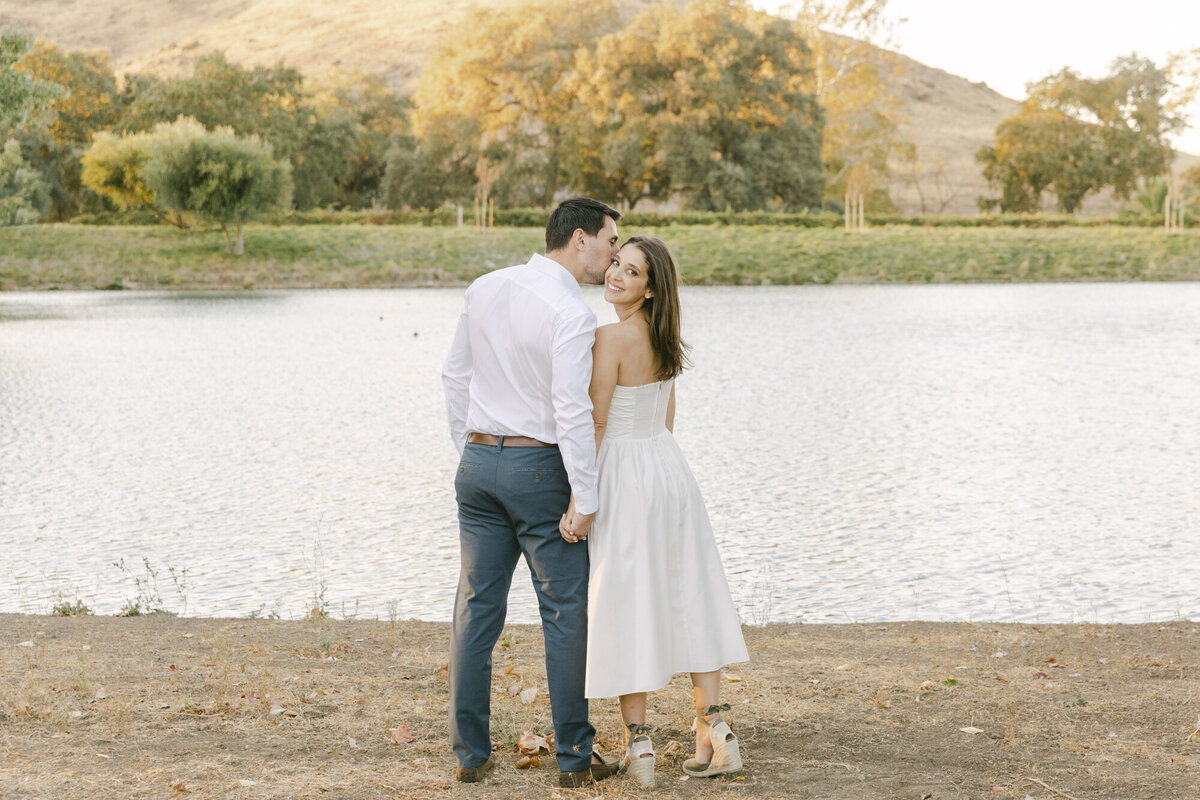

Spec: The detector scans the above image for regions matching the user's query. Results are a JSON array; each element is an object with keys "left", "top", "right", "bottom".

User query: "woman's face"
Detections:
[{"left": 604, "top": 244, "right": 651, "bottom": 307}]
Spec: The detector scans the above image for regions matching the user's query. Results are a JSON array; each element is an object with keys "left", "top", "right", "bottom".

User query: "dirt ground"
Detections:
[{"left": 1, "top": 614, "right": 1197, "bottom": 799}]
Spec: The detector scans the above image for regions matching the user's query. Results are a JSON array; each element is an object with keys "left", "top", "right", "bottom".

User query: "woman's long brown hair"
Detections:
[{"left": 625, "top": 235, "right": 691, "bottom": 380}]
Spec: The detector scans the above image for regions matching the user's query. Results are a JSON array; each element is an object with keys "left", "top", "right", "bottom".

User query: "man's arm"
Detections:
[
  {"left": 442, "top": 294, "right": 473, "bottom": 455},
  {"left": 550, "top": 310, "right": 599, "bottom": 516}
]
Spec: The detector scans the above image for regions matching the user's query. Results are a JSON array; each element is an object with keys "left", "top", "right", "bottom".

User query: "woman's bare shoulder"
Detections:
[{"left": 596, "top": 320, "right": 645, "bottom": 344}]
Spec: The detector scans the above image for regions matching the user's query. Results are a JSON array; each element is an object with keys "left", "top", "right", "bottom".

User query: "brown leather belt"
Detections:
[{"left": 467, "top": 433, "right": 556, "bottom": 448}]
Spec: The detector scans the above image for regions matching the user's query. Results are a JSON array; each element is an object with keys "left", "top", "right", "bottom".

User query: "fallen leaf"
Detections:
[
  {"left": 269, "top": 706, "right": 286, "bottom": 715},
  {"left": 435, "top": 778, "right": 451, "bottom": 789},
  {"left": 236, "top": 779, "right": 256, "bottom": 787},
  {"left": 182, "top": 633, "right": 193, "bottom": 639},
  {"left": 517, "top": 730, "right": 551, "bottom": 755},
  {"left": 661, "top": 740, "right": 685, "bottom": 756},
  {"left": 171, "top": 780, "right": 188, "bottom": 795},
  {"left": 725, "top": 673, "right": 742, "bottom": 682},
  {"left": 507, "top": 684, "right": 519, "bottom": 696},
  {"left": 388, "top": 725, "right": 416, "bottom": 744},
  {"left": 959, "top": 726, "right": 984, "bottom": 735},
  {"left": 94, "top": 687, "right": 108, "bottom": 700},
  {"left": 282, "top": 709, "right": 299, "bottom": 717},
  {"left": 18, "top": 641, "right": 34, "bottom": 647},
  {"left": 515, "top": 755, "right": 541, "bottom": 769},
  {"left": 519, "top": 687, "right": 537, "bottom": 704}
]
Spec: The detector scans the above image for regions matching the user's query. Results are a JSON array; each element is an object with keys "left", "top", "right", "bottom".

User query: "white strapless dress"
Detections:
[{"left": 584, "top": 379, "right": 748, "bottom": 699}]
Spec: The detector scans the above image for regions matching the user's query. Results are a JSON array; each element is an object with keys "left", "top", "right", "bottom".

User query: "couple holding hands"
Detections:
[{"left": 442, "top": 197, "right": 748, "bottom": 788}]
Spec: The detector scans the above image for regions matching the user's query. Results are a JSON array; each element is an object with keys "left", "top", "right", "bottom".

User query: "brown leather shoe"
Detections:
[
  {"left": 558, "top": 752, "right": 620, "bottom": 788},
  {"left": 455, "top": 755, "right": 495, "bottom": 783}
]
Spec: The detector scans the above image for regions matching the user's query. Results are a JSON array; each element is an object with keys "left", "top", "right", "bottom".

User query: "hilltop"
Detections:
[{"left": 2, "top": 0, "right": 1194, "bottom": 214}]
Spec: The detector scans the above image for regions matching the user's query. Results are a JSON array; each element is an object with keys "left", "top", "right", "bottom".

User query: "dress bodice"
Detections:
[{"left": 604, "top": 379, "right": 672, "bottom": 440}]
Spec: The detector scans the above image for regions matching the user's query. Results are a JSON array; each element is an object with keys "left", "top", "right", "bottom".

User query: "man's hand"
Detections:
[{"left": 559, "top": 508, "right": 596, "bottom": 543}]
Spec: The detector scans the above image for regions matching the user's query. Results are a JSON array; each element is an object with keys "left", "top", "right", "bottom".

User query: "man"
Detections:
[{"left": 442, "top": 197, "right": 622, "bottom": 787}]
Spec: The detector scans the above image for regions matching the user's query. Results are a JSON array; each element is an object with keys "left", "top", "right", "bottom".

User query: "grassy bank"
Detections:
[
  {"left": 2, "top": 614, "right": 1197, "bottom": 799},
  {"left": 2, "top": 224, "right": 1200, "bottom": 290}
]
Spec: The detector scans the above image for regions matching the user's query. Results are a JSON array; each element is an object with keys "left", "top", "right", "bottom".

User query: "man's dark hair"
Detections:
[{"left": 545, "top": 197, "right": 622, "bottom": 252}]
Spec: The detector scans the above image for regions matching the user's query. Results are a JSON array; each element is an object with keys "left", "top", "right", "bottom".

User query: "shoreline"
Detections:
[
  {"left": 3, "top": 613, "right": 1197, "bottom": 798},
  {"left": 3, "top": 224, "right": 1200, "bottom": 291}
]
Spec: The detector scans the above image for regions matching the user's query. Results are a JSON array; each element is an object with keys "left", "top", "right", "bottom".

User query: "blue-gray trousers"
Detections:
[{"left": 449, "top": 441, "right": 594, "bottom": 772}]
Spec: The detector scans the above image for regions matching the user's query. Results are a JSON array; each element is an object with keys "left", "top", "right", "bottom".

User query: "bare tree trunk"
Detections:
[
  {"left": 235, "top": 223, "right": 244, "bottom": 255},
  {"left": 222, "top": 224, "right": 232, "bottom": 254}
]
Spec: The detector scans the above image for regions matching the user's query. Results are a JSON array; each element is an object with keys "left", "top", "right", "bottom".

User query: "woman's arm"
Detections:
[
  {"left": 589, "top": 324, "right": 621, "bottom": 453},
  {"left": 666, "top": 381, "right": 676, "bottom": 433}
]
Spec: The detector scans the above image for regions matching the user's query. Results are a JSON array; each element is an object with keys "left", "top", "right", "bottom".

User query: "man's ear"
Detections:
[{"left": 572, "top": 228, "right": 587, "bottom": 251}]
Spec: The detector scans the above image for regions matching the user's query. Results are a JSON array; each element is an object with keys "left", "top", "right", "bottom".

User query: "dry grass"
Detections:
[{"left": 2, "top": 614, "right": 1198, "bottom": 799}]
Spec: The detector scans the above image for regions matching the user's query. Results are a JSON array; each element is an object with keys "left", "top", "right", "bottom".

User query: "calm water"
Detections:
[{"left": 1, "top": 284, "right": 1197, "bottom": 624}]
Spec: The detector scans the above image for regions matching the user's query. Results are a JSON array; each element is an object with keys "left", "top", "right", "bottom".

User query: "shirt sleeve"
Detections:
[
  {"left": 442, "top": 292, "right": 473, "bottom": 455},
  {"left": 551, "top": 308, "right": 600, "bottom": 515}
]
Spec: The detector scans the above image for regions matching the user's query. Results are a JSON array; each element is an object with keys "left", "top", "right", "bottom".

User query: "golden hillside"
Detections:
[{"left": 3, "top": 0, "right": 1191, "bottom": 214}]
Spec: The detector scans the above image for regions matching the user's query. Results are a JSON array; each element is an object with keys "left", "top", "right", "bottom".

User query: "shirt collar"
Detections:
[{"left": 527, "top": 253, "right": 582, "bottom": 297}]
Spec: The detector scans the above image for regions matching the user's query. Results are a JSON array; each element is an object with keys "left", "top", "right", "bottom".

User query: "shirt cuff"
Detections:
[{"left": 573, "top": 489, "right": 599, "bottom": 517}]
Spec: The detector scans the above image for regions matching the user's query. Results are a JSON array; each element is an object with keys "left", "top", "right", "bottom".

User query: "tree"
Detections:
[
  {"left": 570, "top": 0, "right": 824, "bottom": 211},
  {"left": 976, "top": 106, "right": 1103, "bottom": 213},
  {"left": 413, "top": 0, "right": 623, "bottom": 208},
  {"left": 122, "top": 53, "right": 337, "bottom": 209},
  {"left": 306, "top": 72, "right": 411, "bottom": 209},
  {"left": 787, "top": 1, "right": 907, "bottom": 209},
  {"left": 0, "top": 137, "right": 51, "bottom": 225},
  {"left": 1, "top": 31, "right": 63, "bottom": 129},
  {"left": 978, "top": 55, "right": 1185, "bottom": 213},
  {"left": 142, "top": 118, "right": 292, "bottom": 254},
  {"left": 13, "top": 40, "right": 123, "bottom": 219},
  {"left": 383, "top": 117, "right": 478, "bottom": 211},
  {"left": 81, "top": 124, "right": 193, "bottom": 227}
]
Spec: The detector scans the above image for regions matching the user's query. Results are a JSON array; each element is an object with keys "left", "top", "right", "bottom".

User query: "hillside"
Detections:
[{"left": 2, "top": 0, "right": 1193, "bottom": 214}]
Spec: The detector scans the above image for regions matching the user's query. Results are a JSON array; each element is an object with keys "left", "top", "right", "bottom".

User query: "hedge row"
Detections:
[{"left": 70, "top": 207, "right": 1191, "bottom": 229}]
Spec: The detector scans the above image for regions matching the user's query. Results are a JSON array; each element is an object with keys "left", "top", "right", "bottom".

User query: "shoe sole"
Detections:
[{"left": 629, "top": 752, "right": 656, "bottom": 788}]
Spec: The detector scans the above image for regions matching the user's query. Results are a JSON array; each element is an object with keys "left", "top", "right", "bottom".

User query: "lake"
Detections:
[{"left": 1, "top": 283, "right": 1197, "bottom": 624}]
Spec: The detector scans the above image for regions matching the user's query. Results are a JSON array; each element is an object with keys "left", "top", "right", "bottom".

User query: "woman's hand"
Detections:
[{"left": 559, "top": 497, "right": 582, "bottom": 542}]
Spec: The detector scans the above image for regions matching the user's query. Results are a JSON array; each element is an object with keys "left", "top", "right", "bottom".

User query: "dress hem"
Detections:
[{"left": 584, "top": 656, "right": 750, "bottom": 700}]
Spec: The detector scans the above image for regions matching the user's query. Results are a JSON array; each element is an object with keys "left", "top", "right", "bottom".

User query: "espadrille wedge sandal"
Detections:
[
  {"left": 682, "top": 703, "right": 742, "bottom": 778},
  {"left": 621, "top": 723, "right": 655, "bottom": 788}
]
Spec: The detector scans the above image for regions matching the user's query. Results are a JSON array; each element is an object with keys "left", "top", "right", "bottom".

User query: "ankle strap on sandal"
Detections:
[
  {"left": 625, "top": 722, "right": 653, "bottom": 746},
  {"left": 695, "top": 702, "right": 731, "bottom": 727}
]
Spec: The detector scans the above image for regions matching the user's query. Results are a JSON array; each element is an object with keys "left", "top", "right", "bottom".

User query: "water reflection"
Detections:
[{"left": 1, "top": 284, "right": 1197, "bottom": 623}]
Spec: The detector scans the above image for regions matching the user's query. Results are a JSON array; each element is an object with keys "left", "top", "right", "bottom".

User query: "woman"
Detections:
[{"left": 560, "top": 236, "right": 749, "bottom": 788}]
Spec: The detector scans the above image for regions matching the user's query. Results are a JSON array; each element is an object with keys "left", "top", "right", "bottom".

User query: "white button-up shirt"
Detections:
[{"left": 442, "top": 253, "right": 600, "bottom": 514}]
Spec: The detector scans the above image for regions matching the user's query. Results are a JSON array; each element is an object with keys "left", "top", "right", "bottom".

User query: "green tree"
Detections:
[
  {"left": 978, "top": 55, "right": 1184, "bottom": 213},
  {"left": 142, "top": 118, "right": 292, "bottom": 254},
  {"left": 413, "top": 0, "right": 623, "bottom": 208},
  {"left": 305, "top": 72, "right": 410, "bottom": 209},
  {"left": 13, "top": 40, "right": 123, "bottom": 219},
  {"left": 0, "top": 137, "right": 51, "bottom": 225},
  {"left": 570, "top": 0, "right": 824, "bottom": 211},
  {"left": 383, "top": 116, "right": 478, "bottom": 211},
  {"left": 1, "top": 31, "right": 63, "bottom": 129},
  {"left": 81, "top": 124, "right": 193, "bottom": 227}
]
